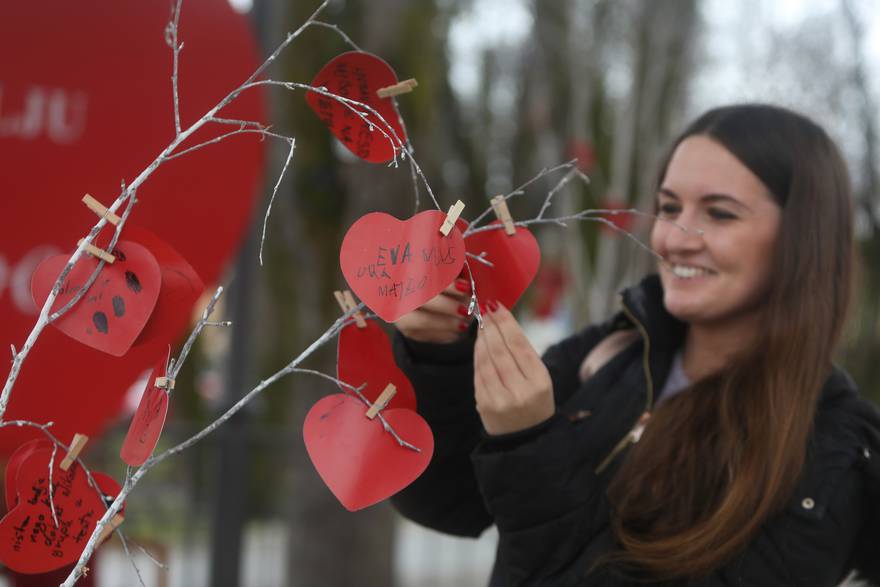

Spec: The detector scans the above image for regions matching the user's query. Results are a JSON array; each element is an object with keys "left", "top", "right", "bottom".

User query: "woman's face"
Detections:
[{"left": 650, "top": 135, "right": 782, "bottom": 328}]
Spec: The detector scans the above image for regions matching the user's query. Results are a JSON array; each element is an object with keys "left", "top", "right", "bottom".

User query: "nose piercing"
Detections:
[{"left": 695, "top": 228, "right": 705, "bottom": 236}]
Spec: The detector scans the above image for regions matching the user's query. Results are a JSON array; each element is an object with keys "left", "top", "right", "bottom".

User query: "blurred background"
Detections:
[{"left": 1, "top": 0, "right": 879, "bottom": 585}]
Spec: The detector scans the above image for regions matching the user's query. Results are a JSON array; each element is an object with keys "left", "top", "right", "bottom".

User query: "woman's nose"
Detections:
[{"left": 663, "top": 214, "right": 705, "bottom": 252}]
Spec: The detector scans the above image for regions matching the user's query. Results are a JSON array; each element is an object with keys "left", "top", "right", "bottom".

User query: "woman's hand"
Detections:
[
  {"left": 395, "top": 278, "right": 474, "bottom": 344},
  {"left": 474, "top": 301, "right": 555, "bottom": 435}
]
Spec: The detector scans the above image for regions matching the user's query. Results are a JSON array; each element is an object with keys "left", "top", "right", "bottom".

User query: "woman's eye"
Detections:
[
  {"left": 658, "top": 203, "right": 680, "bottom": 216},
  {"left": 708, "top": 208, "right": 737, "bottom": 221}
]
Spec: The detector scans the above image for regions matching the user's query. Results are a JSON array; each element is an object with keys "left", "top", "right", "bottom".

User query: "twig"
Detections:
[
  {"left": 311, "top": 20, "right": 364, "bottom": 52},
  {"left": 259, "top": 138, "right": 296, "bottom": 266},
  {"left": 167, "top": 0, "right": 184, "bottom": 136},
  {"left": 467, "top": 159, "right": 579, "bottom": 230}
]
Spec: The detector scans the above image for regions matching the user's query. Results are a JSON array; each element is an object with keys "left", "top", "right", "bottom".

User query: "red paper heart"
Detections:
[
  {"left": 303, "top": 394, "right": 433, "bottom": 511},
  {"left": 340, "top": 211, "right": 465, "bottom": 323},
  {"left": 30, "top": 241, "right": 161, "bottom": 357},
  {"left": 464, "top": 220, "right": 541, "bottom": 309},
  {"left": 337, "top": 321, "right": 417, "bottom": 412},
  {"left": 119, "top": 348, "right": 171, "bottom": 467},
  {"left": 0, "top": 448, "right": 122, "bottom": 574},
  {"left": 306, "top": 51, "right": 407, "bottom": 163},
  {"left": 5, "top": 440, "right": 53, "bottom": 511},
  {"left": 119, "top": 227, "right": 205, "bottom": 347}
]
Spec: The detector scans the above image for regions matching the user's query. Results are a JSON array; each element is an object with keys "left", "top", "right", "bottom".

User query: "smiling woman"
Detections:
[{"left": 391, "top": 103, "right": 880, "bottom": 586}]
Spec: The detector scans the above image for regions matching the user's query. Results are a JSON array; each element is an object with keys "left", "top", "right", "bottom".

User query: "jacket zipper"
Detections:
[{"left": 594, "top": 298, "right": 654, "bottom": 474}]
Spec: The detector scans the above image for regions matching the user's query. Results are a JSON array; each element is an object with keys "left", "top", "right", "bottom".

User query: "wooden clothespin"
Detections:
[
  {"left": 97, "top": 514, "right": 125, "bottom": 545},
  {"left": 60, "top": 433, "right": 89, "bottom": 471},
  {"left": 155, "top": 376, "right": 176, "bottom": 390},
  {"left": 490, "top": 195, "right": 516, "bottom": 236},
  {"left": 82, "top": 194, "right": 121, "bottom": 226},
  {"left": 365, "top": 384, "right": 397, "bottom": 420},
  {"left": 77, "top": 238, "right": 116, "bottom": 264},
  {"left": 334, "top": 290, "right": 367, "bottom": 328},
  {"left": 440, "top": 200, "right": 465, "bottom": 236},
  {"left": 377, "top": 78, "right": 418, "bottom": 99}
]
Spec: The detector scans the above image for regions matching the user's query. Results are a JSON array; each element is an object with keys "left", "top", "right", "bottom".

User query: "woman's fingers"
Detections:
[
  {"left": 478, "top": 308, "right": 528, "bottom": 389},
  {"left": 486, "top": 303, "right": 548, "bottom": 385},
  {"left": 394, "top": 278, "right": 474, "bottom": 343},
  {"left": 472, "top": 301, "right": 555, "bottom": 435}
]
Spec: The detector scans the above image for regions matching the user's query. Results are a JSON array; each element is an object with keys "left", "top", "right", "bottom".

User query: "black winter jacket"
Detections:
[{"left": 391, "top": 275, "right": 880, "bottom": 586}]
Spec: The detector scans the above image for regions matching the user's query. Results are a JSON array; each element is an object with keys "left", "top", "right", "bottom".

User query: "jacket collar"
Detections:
[{"left": 619, "top": 273, "right": 686, "bottom": 353}]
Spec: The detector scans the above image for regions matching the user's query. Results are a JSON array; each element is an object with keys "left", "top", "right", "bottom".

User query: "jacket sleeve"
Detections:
[{"left": 390, "top": 320, "right": 612, "bottom": 538}]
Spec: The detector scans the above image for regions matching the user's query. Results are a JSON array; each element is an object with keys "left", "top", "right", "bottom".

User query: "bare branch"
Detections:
[{"left": 260, "top": 138, "right": 296, "bottom": 266}]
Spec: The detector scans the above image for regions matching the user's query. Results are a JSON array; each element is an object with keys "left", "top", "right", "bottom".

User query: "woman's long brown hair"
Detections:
[{"left": 605, "top": 104, "right": 854, "bottom": 580}]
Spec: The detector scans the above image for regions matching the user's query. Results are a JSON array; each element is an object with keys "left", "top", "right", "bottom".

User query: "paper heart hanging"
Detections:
[
  {"left": 340, "top": 210, "right": 465, "bottom": 323},
  {"left": 306, "top": 51, "right": 408, "bottom": 163},
  {"left": 463, "top": 220, "right": 541, "bottom": 309},
  {"left": 118, "top": 227, "right": 205, "bottom": 347},
  {"left": 120, "top": 347, "right": 171, "bottom": 467},
  {"left": 4, "top": 439, "right": 53, "bottom": 511},
  {"left": 0, "top": 447, "right": 122, "bottom": 574},
  {"left": 337, "top": 321, "right": 417, "bottom": 412},
  {"left": 303, "top": 394, "right": 433, "bottom": 511},
  {"left": 30, "top": 241, "right": 161, "bottom": 357}
]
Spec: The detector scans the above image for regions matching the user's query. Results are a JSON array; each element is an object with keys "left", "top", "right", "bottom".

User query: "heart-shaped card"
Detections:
[
  {"left": 303, "top": 394, "right": 433, "bottom": 511},
  {"left": 30, "top": 241, "right": 162, "bottom": 357},
  {"left": 306, "top": 51, "right": 408, "bottom": 163},
  {"left": 337, "top": 320, "right": 416, "bottom": 412},
  {"left": 464, "top": 220, "right": 541, "bottom": 309},
  {"left": 119, "top": 347, "right": 171, "bottom": 467},
  {"left": 340, "top": 210, "right": 465, "bottom": 323},
  {"left": 0, "top": 448, "right": 122, "bottom": 574}
]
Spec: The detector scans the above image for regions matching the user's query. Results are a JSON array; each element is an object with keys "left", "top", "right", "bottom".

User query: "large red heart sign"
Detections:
[
  {"left": 303, "top": 394, "right": 433, "bottom": 511},
  {"left": 30, "top": 241, "right": 162, "bottom": 357},
  {"left": 306, "top": 51, "right": 407, "bottom": 163},
  {"left": 464, "top": 220, "right": 541, "bottom": 309},
  {"left": 120, "top": 348, "right": 171, "bottom": 467},
  {"left": 337, "top": 321, "right": 416, "bottom": 412},
  {"left": 0, "top": 0, "right": 264, "bottom": 457},
  {"left": 339, "top": 211, "right": 465, "bottom": 323},
  {"left": 0, "top": 448, "right": 122, "bottom": 574}
]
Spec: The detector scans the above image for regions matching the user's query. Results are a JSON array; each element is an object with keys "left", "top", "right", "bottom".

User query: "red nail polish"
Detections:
[
  {"left": 488, "top": 299, "right": 499, "bottom": 312},
  {"left": 457, "top": 305, "right": 469, "bottom": 317},
  {"left": 455, "top": 279, "right": 471, "bottom": 293},
  {"left": 479, "top": 303, "right": 487, "bottom": 315}
]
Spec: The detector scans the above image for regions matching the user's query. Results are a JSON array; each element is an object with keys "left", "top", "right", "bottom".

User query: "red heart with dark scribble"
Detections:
[
  {"left": 119, "top": 227, "right": 205, "bottom": 347},
  {"left": 119, "top": 347, "right": 171, "bottom": 467},
  {"left": 306, "top": 51, "right": 408, "bottom": 163},
  {"left": 337, "top": 320, "right": 416, "bottom": 412},
  {"left": 30, "top": 240, "right": 161, "bottom": 357},
  {"left": 303, "top": 394, "right": 433, "bottom": 511},
  {"left": 0, "top": 446, "right": 122, "bottom": 574},
  {"left": 464, "top": 220, "right": 541, "bottom": 309},
  {"left": 339, "top": 211, "right": 465, "bottom": 323}
]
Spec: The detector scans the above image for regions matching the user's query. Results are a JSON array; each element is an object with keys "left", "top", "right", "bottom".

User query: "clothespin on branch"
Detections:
[
  {"left": 334, "top": 290, "right": 366, "bottom": 328},
  {"left": 155, "top": 376, "right": 175, "bottom": 391},
  {"left": 82, "top": 194, "right": 121, "bottom": 226},
  {"left": 490, "top": 195, "right": 516, "bottom": 236},
  {"left": 77, "top": 239, "right": 116, "bottom": 264},
  {"left": 366, "top": 384, "right": 397, "bottom": 420},
  {"left": 60, "top": 433, "right": 89, "bottom": 471},
  {"left": 97, "top": 514, "right": 125, "bottom": 545},
  {"left": 377, "top": 78, "right": 418, "bottom": 99},
  {"left": 440, "top": 200, "right": 465, "bottom": 236}
]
